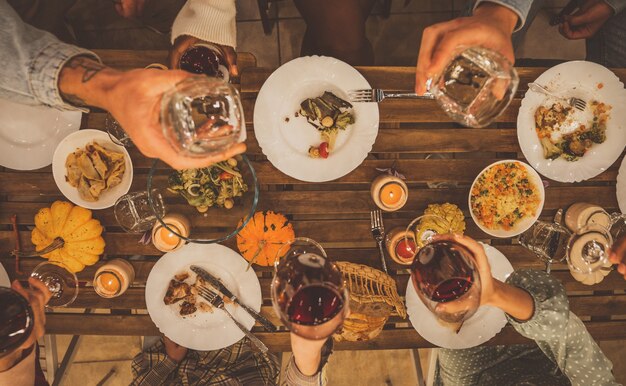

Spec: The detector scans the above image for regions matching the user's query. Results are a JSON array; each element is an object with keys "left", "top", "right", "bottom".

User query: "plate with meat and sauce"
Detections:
[{"left": 145, "top": 243, "right": 262, "bottom": 351}]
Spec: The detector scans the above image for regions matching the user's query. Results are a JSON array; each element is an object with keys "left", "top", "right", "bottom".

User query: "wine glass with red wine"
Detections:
[
  {"left": 30, "top": 262, "right": 78, "bottom": 307},
  {"left": 178, "top": 44, "right": 230, "bottom": 82},
  {"left": 271, "top": 238, "right": 349, "bottom": 340},
  {"left": 0, "top": 287, "right": 34, "bottom": 355},
  {"left": 404, "top": 215, "right": 481, "bottom": 325}
]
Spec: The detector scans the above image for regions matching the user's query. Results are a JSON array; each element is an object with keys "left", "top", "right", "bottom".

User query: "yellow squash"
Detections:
[{"left": 31, "top": 201, "right": 105, "bottom": 273}]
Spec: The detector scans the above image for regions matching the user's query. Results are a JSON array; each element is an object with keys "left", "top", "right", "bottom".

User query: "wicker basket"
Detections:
[{"left": 333, "top": 261, "right": 406, "bottom": 342}]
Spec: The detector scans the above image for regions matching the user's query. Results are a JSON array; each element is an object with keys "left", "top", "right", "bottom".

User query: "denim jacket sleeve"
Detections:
[
  {"left": 473, "top": 0, "right": 533, "bottom": 32},
  {"left": 0, "top": 0, "right": 100, "bottom": 111}
]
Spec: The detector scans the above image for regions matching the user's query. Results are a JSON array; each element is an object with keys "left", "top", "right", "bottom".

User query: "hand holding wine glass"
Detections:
[{"left": 609, "top": 235, "right": 626, "bottom": 279}]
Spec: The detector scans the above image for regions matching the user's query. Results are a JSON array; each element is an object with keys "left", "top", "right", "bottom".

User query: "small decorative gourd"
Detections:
[
  {"left": 31, "top": 201, "right": 105, "bottom": 273},
  {"left": 236, "top": 211, "right": 295, "bottom": 266}
]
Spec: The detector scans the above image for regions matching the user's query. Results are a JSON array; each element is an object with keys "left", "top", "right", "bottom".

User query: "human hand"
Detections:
[
  {"left": 289, "top": 333, "right": 326, "bottom": 376},
  {"left": 609, "top": 235, "right": 626, "bottom": 279},
  {"left": 102, "top": 68, "right": 247, "bottom": 169},
  {"left": 170, "top": 35, "right": 239, "bottom": 78},
  {"left": 415, "top": 3, "right": 518, "bottom": 95},
  {"left": 559, "top": 0, "right": 614, "bottom": 40},
  {"left": 163, "top": 336, "right": 187, "bottom": 363},
  {"left": 113, "top": 0, "right": 146, "bottom": 19}
]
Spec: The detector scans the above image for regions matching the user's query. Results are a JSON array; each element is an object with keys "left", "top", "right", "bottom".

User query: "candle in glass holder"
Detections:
[
  {"left": 371, "top": 174, "right": 408, "bottom": 211},
  {"left": 152, "top": 214, "right": 190, "bottom": 252},
  {"left": 386, "top": 227, "right": 417, "bottom": 265},
  {"left": 93, "top": 259, "right": 135, "bottom": 298}
]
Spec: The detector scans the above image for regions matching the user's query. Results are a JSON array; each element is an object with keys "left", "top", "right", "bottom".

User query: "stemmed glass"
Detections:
[
  {"left": 30, "top": 262, "right": 78, "bottom": 307},
  {"left": 114, "top": 190, "right": 165, "bottom": 233},
  {"left": 0, "top": 287, "right": 34, "bottom": 355},
  {"left": 271, "top": 237, "right": 349, "bottom": 340}
]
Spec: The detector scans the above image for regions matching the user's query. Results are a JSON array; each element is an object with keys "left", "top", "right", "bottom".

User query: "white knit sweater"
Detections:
[{"left": 171, "top": 0, "right": 237, "bottom": 48}]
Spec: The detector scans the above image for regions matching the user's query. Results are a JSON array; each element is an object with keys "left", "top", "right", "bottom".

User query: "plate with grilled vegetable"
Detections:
[
  {"left": 145, "top": 243, "right": 261, "bottom": 351},
  {"left": 254, "top": 56, "right": 379, "bottom": 182},
  {"left": 517, "top": 61, "right": 626, "bottom": 182}
]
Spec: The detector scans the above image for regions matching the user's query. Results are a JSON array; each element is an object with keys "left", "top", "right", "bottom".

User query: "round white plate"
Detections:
[
  {"left": 253, "top": 56, "right": 379, "bottom": 182},
  {"left": 52, "top": 129, "right": 132, "bottom": 210},
  {"left": 517, "top": 61, "right": 626, "bottom": 183},
  {"left": 469, "top": 160, "right": 545, "bottom": 238},
  {"left": 405, "top": 243, "right": 514, "bottom": 349},
  {"left": 618, "top": 157, "right": 626, "bottom": 214},
  {"left": 0, "top": 99, "right": 81, "bottom": 170},
  {"left": 145, "top": 243, "right": 261, "bottom": 351},
  {"left": 0, "top": 263, "right": 10, "bottom": 287}
]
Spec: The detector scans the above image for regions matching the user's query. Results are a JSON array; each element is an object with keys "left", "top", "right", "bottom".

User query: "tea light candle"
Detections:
[
  {"left": 386, "top": 227, "right": 417, "bottom": 265},
  {"left": 93, "top": 259, "right": 135, "bottom": 298},
  {"left": 152, "top": 214, "right": 190, "bottom": 252},
  {"left": 371, "top": 174, "right": 408, "bottom": 211}
]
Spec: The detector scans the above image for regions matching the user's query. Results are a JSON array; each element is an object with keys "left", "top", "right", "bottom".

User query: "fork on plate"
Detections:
[
  {"left": 370, "top": 209, "right": 389, "bottom": 274},
  {"left": 349, "top": 89, "right": 435, "bottom": 103},
  {"left": 528, "top": 83, "right": 586, "bottom": 111},
  {"left": 196, "top": 284, "right": 268, "bottom": 353}
]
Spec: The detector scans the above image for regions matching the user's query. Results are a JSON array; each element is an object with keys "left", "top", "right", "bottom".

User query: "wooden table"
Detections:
[{"left": 1, "top": 51, "right": 625, "bottom": 352}]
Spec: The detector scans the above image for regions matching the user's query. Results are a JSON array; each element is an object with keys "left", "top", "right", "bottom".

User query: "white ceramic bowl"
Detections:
[
  {"left": 52, "top": 129, "right": 133, "bottom": 210},
  {"left": 468, "top": 160, "right": 545, "bottom": 238}
]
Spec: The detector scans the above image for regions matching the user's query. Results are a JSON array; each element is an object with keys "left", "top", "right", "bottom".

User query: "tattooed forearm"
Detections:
[{"left": 65, "top": 56, "right": 105, "bottom": 83}]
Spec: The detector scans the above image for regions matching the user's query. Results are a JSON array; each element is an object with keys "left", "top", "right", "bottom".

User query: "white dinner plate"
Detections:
[
  {"left": 405, "top": 243, "right": 514, "bottom": 349},
  {"left": 145, "top": 243, "right": 262, "bottom": 351},
  {"left": 0, "top": 263, "right": 10, "bottom": 287},
  {"left": 52, "top": 129, "right": 133, "bottom": 210},
  {"left": 0, "top": 98, "right": 81, "bottom": 170},
  {"left": 469, "top": 160, "right": 545, "bottom": 238},
  {"left": 253, "top": 56, "right": 379, "bottom": 182},
  {"left": 617, "top": 157, "right": 626, "bottom": 214},
  {"left": 517, "top": 61, "right": 626, "bottom": 183}
]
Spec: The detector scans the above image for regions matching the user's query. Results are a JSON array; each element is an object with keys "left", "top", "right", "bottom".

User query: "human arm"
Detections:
[
  {"left": 169, "top": 0, "right": 238, "bottom": 76},
  {"left": 559, "top": 0, "right": 622, "bottom": 40},
  {"left": 0, "top": 278, "right": 52, "bottom": 386},
  {"left": 283, "top": 333, "right": 332, "bottom": 386},
  {"left": 415, "top": 2, "right": 521, "bottom": 95}
]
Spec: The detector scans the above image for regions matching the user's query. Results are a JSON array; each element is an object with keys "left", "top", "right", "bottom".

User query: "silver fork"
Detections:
[
  {"left": 370, "top": 209, "right": 389, "bottom": 274},
  {"left": 528, "top": 83, "right": 586, "bottom": 111},
  {"left": 349, "top": 89, "right": 434, "bottom": 103},
  {"left": 196, "top": 286, "right": 268, "bottom": 353}
]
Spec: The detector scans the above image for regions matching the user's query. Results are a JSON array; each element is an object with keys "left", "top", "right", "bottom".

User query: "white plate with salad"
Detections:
[
  {"left": 517, "top": 61, "right": 626, "bottom": 183},
  {"left": 253, "top": 56, "right": 379, "bottom": 182}
]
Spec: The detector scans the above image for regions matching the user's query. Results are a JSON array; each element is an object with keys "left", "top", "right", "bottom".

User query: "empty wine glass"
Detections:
[
  {"left": 566, "top": 224, "right": 613, "bottom": 274},
  {"left": 0, "top": 287, "right": 34, "bottom": 355},
  {"left": 160, "top": 76, "right": 245, "bottom": 157},
  {"left": 518, "top": 221, "right": 571, "bottom": 273},
  {"left": 429, "top": 46, "right": 519, "bottom": 128},
  {"left": 30, "top": 262, "right": 78, "bottom": 307},
  {"left": 271, "top": 237, "right": 349, "bottom": 340}
]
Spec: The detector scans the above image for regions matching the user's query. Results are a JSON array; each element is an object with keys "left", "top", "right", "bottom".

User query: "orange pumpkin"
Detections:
[{"left": 237, "top": 211, "right": 295, "bottom": 266}]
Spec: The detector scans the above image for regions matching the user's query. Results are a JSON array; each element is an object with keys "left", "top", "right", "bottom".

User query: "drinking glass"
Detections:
[
  {"left": 160, "top": 76, "right": 245, "bottom": 157},
  {"left": 518, "top": 221, "right": 571, "bottom": 273},
  {"left": 429, "top": 46, "right": 519, "bottom": 128},
  {"left": 30, "top": 262, "right": 78, "bottom": 307},
  {"left": 105, "top": 113, "right": 133, "bottom": 147},
  {"left": 271, "top": 237, "right": 349, "bottom": 340},
  {"left": 114, "top": 190, "right": 165, "bottom": 233},
  {"left": 178, "top": 44, "right": 230, "bottom": 82},
  {"left": 0, "top": 287, "right": 34, "bottom": 355},
  {"left": 566, "top": 224, "right": 613, "bottom": 274},
  {"left": 405, "top": 214, "right": 453, "bottom": 251}
]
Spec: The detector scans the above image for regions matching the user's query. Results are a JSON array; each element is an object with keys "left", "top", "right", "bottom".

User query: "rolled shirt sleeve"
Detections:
[
  {"left": 506, "top": 269, "right": 619, "bottom": 385},
  {"left": 0, "top": 0, "right": 100, "bottom": 111},
  {"left": 473, "top": 0, "right": 533, "bottom": 32},
  {"left": 171, "top": 0, "right": 237, "bottom": 48}
]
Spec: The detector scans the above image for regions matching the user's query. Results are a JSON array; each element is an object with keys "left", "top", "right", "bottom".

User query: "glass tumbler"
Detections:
[
  {"left": 160, "top": 76, "right": 245, "bottom": 157},
  {"left": 114, "top": 190, "right": 165, "bottom": 233}
]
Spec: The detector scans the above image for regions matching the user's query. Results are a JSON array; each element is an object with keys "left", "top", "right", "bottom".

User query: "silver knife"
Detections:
[{"left": 190, "top": 265, "right": 277, "bottom": 332}]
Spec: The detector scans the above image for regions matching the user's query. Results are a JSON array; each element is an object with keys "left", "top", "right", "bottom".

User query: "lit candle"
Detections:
[
  {"left": 93, "top": 259, "right": 135, "bottom": 298},
  {"left": 371, "top": 174, "right": 408, "bottom": 212},
  {"left": 386, "top": 227, "right": 416, "bottom": 265},
  {"left": 152, "top": 214, "right": 190, "bottom": 252}
]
